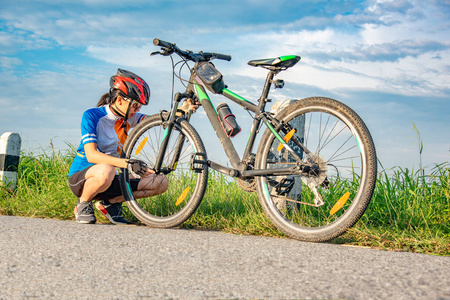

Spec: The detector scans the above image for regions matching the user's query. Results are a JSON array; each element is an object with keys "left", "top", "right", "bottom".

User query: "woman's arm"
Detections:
[
  {"left": 84, "top": 143, "right": 154, "bottom": 176},
  {"left": 84, "top": 143, "right": 128, "bottom": 168}
]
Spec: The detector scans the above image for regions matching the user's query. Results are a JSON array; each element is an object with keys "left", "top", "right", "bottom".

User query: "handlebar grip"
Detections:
[
  {"left": 153, "top": 38, "right": 174, "bottom": 49},
  {"left": 213, "top": 53, "right": 232, "bottom": 61}
]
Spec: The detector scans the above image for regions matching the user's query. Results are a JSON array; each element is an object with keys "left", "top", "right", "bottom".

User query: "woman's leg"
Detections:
[
  {"left": 135, "top": 174, "right": 169, "bottom": 198},
  {"left": 107, "top": 174, "right": 169, "bottom": 204},
  {"left": 94, "top": 173, "right": 168, "bottom": 225},
  {"left": 79, "top": 163, "right": 116, "bottom": 202}
]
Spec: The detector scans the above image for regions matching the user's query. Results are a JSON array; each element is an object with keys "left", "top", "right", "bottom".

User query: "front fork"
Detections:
[{"left": 154, "top": 92, "right": 194, "bottom": 174}]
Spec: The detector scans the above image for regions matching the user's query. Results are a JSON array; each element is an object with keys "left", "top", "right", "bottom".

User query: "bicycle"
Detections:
[{"left": 119, "top": 38, "right": 377, "bottom": 242}]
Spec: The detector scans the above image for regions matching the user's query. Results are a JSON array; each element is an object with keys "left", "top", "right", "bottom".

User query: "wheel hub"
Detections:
[
  {"left": 300, "top": 154, "right": 327, "bottom": 206},
  {"left": 300, "top": 154, "right": 327, "bottom": 186}
]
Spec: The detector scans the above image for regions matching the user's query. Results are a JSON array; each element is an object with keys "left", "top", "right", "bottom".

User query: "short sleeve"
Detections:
[{"left": 80, "top": 108, "right": 103, "bottom": 147}]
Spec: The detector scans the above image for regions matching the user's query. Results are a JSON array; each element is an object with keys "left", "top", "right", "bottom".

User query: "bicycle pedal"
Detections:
[
  {"left": 274, "top": 178, "right": 295, "bottom": 195},
  {"left": 190, "top": 152, "right": 207, "bottom": 173}
]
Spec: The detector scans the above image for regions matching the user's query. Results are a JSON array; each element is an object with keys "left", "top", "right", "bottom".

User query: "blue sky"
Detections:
[{"left": 0, "top": 0, "right": 449, "bottom": 171}]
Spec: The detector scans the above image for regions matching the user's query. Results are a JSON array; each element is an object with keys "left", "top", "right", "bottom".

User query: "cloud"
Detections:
[
  {"left": 0, "top": 25, "right": 55, "bottom": 55},
  {"left": 86, "top": 45, "right": 160, "bottom": 68},
  {"left": 231, "top": 28, "right": 449, "bottom": 97},
  {"left": 0, "top": 56, "right": 22, "bottom": 68},
  {"left": 219, "top": 0, "right": 450, "bottom": 98},
  {"left": 368, "top": 0, "right": 415, "bottom": 16},
  {"left": 3, "top": 0, "right": 448, "bottom": 98}
]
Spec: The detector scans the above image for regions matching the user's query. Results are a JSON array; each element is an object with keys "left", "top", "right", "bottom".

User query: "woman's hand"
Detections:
[
  {"left": 180, "top": 98, "right": 201, "bottom": 113},
  {"left": 127, "top": 159, "right": 154, "bottom": 178}
]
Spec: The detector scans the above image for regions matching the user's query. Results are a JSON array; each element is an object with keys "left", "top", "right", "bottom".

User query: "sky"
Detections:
[{"left": 0, "top": 0, "right": 449, "bottom": 172}]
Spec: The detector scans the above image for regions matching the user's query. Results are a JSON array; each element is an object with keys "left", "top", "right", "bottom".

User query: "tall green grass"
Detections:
[
  {"left": 1, "top": 148, "right": 449, "bottom": 255},
  {"left": 0, "top": 150, "right": 75, "bottom": 220},
  {"left": 354, "top": 163, "right": 449, "bottom": 254}
]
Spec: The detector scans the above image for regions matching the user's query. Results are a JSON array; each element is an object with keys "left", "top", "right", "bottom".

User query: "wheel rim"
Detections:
[
  {"left": 259, "top": 106, "right": 369, "bottom": 233},
  {"left": 126, "top": 120, "right": 203, "bottom": 221}
]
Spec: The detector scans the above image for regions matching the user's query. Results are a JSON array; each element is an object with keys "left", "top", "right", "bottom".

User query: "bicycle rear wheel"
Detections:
[
  {"left": 121, "top": 113, "right": 208, "bottom": 228},
  {"left": 255, "top": 97, "right": 377, "bottom": 242}
]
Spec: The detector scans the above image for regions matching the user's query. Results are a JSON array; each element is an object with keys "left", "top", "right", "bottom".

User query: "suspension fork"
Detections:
[{"left": 154, "top": 92, "right": 193, "bottom": 172}]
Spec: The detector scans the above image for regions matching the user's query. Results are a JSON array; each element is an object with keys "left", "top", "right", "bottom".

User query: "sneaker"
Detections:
[
  {"left": 95, "top": 201, "right": 131, "bottom": 225},
  {"left": 74, "top": 201, "right": 96, "bottom": 224}
]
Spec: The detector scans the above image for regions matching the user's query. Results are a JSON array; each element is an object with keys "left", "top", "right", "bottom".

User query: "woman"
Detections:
[{"left": 68, "top": 69, "right": 167, "bottom": 225}]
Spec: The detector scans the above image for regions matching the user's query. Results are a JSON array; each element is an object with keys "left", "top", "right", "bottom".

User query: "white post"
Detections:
[
  {"left": 0, "top": 132, "right": 22, "bottom": 191},
  {"left": 270, "top": 100, "right": 305, "bottom": 210}
]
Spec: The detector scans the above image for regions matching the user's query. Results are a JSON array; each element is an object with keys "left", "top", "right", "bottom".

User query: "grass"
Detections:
[{"left": 1, "top": 148, "right": 449, "bottom": 256}]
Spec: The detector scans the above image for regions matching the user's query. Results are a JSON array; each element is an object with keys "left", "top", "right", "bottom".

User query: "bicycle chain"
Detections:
[
  {"left": 269, "top": 193, "right": 321, "bottom": 207},
  {"left": 237, "top": 178, "right": 256, "bottom": 192}
]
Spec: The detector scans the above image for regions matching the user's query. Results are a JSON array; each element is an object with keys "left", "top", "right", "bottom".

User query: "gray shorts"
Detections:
[{"left": 68, "top": 166, "right": 139, "bottom": 201}]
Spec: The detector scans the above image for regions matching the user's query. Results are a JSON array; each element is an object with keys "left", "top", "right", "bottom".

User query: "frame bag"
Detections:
[{"left": 195, "top": 62, "right": 225, "bottom": 94}]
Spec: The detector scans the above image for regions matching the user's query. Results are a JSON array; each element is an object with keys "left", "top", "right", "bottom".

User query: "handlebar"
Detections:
[
  {"left": 153, "top": 38, "right": 175, "bottom": 49},
  {"left": 153, "top": 38, "right": 232, "bottom": 62}
]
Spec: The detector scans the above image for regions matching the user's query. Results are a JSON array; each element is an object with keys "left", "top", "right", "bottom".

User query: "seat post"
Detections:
[{"left": 259, "top": 70, "right": 277, "bottom": 107}]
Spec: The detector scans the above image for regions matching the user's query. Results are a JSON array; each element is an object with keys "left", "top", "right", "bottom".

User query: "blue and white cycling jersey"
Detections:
[{"left": 68, "top": 105, "right": 147, "bottom": 177}]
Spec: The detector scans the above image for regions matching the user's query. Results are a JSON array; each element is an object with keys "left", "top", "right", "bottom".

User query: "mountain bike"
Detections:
[{"left": 119, "top": 38, "right": 377, "bottom": 242}]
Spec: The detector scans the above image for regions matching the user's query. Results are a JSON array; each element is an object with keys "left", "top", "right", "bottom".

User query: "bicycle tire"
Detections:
[
  {"left": 255, "top": 97, "right": 377, "bottom": 242},
  {"left": 121, "top": 113, "right": 208, "bottom": 228}
]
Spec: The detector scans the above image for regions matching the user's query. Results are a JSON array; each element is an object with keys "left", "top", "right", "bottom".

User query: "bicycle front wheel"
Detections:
[
  {"left": 121, "top": 113, "right": 208, "bottom": 228},
  {"left": 255, "top": 97, "right": 377, "bottom": 242}
]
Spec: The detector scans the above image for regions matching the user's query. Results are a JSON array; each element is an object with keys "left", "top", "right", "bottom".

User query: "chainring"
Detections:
[{"left": 237, "top": 178, "right": 256, "bottom": 193}]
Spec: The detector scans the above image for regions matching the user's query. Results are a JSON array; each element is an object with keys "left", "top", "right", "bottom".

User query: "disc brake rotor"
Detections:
[{"left": 300, "top": 154, "right": 328, "bottom": 206}]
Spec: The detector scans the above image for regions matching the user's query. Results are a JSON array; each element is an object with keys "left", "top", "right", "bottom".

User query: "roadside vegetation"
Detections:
[{"left": 0, "top": 147, "right": 448, "bottom": 256}]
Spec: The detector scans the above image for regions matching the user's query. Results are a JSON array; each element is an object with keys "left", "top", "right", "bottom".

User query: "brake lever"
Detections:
[{"left": 150, "top": 48, "right": 174, "bottom": 57}]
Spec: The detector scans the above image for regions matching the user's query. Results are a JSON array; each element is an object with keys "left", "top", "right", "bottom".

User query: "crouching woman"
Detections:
[{"left": 68, "top": 69, "right": 168, "bottom": 225}]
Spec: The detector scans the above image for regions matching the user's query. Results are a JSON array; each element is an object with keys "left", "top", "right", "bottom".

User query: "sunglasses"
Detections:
[{"left": 124, "top": 97, "right": 142, "bottom": 110}]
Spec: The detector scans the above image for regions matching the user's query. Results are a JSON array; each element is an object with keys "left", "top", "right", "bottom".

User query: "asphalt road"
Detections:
[{"left": 0, "top": 215, "right": 449, "bottom": 299}]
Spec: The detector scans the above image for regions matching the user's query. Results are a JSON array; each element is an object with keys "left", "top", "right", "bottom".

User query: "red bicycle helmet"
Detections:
[{"left": 110, "top": 69, "right": 150, "bottom": 105}]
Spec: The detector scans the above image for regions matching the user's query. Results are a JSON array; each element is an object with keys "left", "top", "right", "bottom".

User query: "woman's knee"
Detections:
[
  {"left": 158, "top": 175, "right": 169, "bottom": 193},
  {"left": 88, "top": 164, "right": 115, "bottom": 186},
  {"left": 139, "top": 174, "right": 168, "bottom": 194}
]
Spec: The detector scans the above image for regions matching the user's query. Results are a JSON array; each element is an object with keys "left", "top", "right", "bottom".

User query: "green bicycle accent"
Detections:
[
  {"left": 265, "top": 121, "right": 286, "bottom": 145},
  {"left": 126, "top": 182, "right": 133, "bottom": 197},
  {"left": 280, "top": 55, "right": 298, "bottom": 62},
  {"left": 195, "top": 84, "right": 218, "bottom": 115},
  {"left": 222, "top": 88, "right": 251, "bottom": 103},
  {"left": 353, "top": 132, "right": 363, "bottom": 154},
  {"left": 161, "top": 126, "right": 170, "bottom": 146},
  {"left": 263, "top": 182, "right": 271, "bottom": 200}
]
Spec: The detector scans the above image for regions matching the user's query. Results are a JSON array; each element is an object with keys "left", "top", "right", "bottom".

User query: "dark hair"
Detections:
[{"left": 96, "top": 89, "right": 124, "bottom": 107}]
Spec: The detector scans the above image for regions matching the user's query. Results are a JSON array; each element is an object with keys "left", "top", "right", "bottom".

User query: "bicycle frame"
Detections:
[
  {"left": 118, "top": 38, "right": 377, "bottom": 242},
  {"left": 155, "top": 64, "right": 309, "bottom": 179}
]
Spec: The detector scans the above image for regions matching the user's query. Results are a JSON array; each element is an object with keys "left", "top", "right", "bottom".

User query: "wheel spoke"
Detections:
[
  {"left": 256, "top": 98, "right": 376, "bottom": 242},
  {"left": 327, "top": 136, "right": 357, "bottom": 162},
  {"left": 121, "top": 114, "right": 208, "bottom": 228}
]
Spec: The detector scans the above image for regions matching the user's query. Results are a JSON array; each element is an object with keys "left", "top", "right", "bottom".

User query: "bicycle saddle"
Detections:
[{"left": 248, "top": 55, "right": 301, "bottom": 69}]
